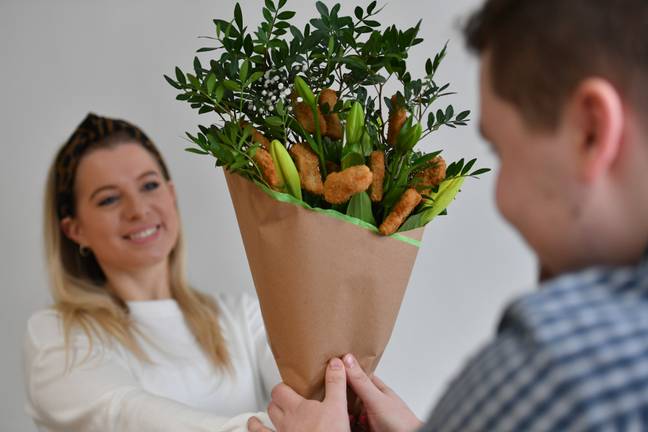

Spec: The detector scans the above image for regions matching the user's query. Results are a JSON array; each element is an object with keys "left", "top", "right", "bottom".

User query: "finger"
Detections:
[
  {"left": 324, "top": 357, "right": 348, "bottom": 408},
  {"left": 370, "top": 374, "right": 391, "bottom": 394},
  {"left": 343, "top": 354, "right": 382, "bottom": 405},
  {"left": 247, "top": 416, "right": 272, "bottom": 432},
  {"left": 267, "top": 401, "right": 284, "bottom": 426},
  {"left": 271, "top": 383, "right": 303, "bottom": 410}
]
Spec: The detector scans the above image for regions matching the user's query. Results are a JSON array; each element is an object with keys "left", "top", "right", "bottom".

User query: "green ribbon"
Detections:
[{"left": 254, "top": 181, "right": 421, "bottom": 248}]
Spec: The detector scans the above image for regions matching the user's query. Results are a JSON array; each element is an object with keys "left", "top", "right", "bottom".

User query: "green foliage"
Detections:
[{"left": 166, "top": 0, "right": 490, "bottom": 233}]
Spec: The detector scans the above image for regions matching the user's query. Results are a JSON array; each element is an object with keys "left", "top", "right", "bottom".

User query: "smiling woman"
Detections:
[{"left": 24, "top": 113, "right": 280, "bottom": 432}]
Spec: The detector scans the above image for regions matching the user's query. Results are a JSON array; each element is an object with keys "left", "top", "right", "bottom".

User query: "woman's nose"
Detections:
[{"left": 122, "top": 195, "right": 149, "bottom": 220}]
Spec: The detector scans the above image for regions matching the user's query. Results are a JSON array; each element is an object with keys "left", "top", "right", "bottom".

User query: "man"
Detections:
[{"left": 249, "top": 0, "right": 648, "bottom": 430}]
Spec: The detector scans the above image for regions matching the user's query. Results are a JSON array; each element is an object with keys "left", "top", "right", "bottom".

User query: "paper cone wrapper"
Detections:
[{"left": 225, "top": 171, "right": 424, "bottom": 400}]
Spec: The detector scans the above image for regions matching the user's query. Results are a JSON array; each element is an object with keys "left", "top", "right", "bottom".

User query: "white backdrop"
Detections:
[{"left": 0, "top": 1, "right": 536, "bottom": 430}]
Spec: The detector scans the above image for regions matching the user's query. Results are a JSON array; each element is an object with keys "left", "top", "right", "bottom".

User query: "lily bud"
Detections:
[{"left": 270, "top": 140, "right": 303, "bottom": 200}]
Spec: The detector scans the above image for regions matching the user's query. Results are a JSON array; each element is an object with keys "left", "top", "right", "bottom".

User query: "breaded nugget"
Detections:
[
  {"left": 369, "top": 151, "right": 385, "bottom": 202},
  {"left": 319, "top": 88, "right": 338, "bottom": 111},
  {"left": 289, "top": 143, "right": 324, "bottom": 195},
  {"left": 387, "top": 95, "right": 407, "bottom": 146},
  {"left": 416, "top": 156, "right": 446, "bottom": 194},
  {"left": 323, "top": 165, "right": 373, "bottom": 204},
  {"left": 294, "top": 102, "right": 328, "bottom": 136},
  {"left": 324, "top": 113, "right": 343, "bottom": 140},
  {"left": 253, "top": 147, "right": 283, "bottom": 190},
  {"left": 379, "top": 188, "right": 422, "bottom": 235}
]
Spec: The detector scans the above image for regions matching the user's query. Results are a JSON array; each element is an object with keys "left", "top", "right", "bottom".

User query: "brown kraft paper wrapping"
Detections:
[{"left": 225, "top": 171, "right": 424, "bottom": 400}]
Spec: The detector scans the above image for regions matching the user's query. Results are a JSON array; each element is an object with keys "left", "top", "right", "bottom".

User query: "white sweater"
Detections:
[{"left": 23, "top": 293, "right": 281, "bottom": 432}]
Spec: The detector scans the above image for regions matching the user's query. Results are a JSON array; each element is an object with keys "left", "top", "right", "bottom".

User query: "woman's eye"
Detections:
[
  {"left": 98, "top": 196, "right": 118, "bottom": 206},
  {"left": 143, "top": 181, "right": 160, "bottom": 191}
]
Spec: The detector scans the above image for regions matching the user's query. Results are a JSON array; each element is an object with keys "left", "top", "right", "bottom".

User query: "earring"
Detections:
[{"left": 79, "top": 244, "right": 90, "bottom": 257}]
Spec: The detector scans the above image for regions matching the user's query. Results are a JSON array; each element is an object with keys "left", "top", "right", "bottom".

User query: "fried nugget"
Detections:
[
  {"left": 369, "top": 151, "right": 385, "bottom": 202},
  {"left": 294, "top": 102, "right": 328, "bottom": 136},
  {"left": 416, "top": 156, "right": 446, "bottom": 195},
  {"left": 387, "top": 95, "right": 407, "bottom": 146},
  {"left": 379, "top": 188, "right": 422, "bottom": 236},
  {"left": 319, "top": 88, "right": 338, "bottom": 111},
  {"left": 253, "top": 148, "right": 283, "bottom": 190},
  {"left": 318, "top": 89, "right": 344, "bottom": 141},
  {"left": 323, "top": 165, "right": 373, "bottom": 204},
  {"left": 324, "top": 113, "right": 343, "bottom": 140},
  {"left": 289, "top": 143, "right": 324, "bottom": 195}
]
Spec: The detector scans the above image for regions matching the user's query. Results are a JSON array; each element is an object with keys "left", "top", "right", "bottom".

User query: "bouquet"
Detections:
[{"left": 166, "top": 0, "right": 488, "bottom": 417}]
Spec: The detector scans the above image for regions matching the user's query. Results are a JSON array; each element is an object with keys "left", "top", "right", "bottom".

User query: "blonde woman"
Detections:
[{"left": 24, "top": 113, "right": 279, "bottom": 432}]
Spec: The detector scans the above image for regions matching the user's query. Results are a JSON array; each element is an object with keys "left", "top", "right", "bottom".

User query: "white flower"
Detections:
[
  {"left": 297, "top": 96, "right": 303, "bottom": 103},
  {"left": 271, "top": 95, "right": 277, "bottom": 101},
  {"left": 278, "top": 83, "right": 285, "bottom": 90},
  {"left": 262, "top": 90, "right": 267, "bottom": 96},
  {"left": 264, "top": 71, "right": 271, "bottom": 79}
]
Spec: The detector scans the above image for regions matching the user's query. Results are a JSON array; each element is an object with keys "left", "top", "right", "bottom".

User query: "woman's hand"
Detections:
[
  {"left": 343, "top": 354, "right": 422, "bottom": 432},
  {"left": 249, "top": 357, "right": 351, "bottom": 432}
]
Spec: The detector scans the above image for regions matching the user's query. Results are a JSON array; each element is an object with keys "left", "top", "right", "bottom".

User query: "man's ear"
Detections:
[
  {"left": 60, "top": 216, "right": 86, "bottom": 246},
  {"left": 568, "top": 78, "right": 624, "bottom": 184}
]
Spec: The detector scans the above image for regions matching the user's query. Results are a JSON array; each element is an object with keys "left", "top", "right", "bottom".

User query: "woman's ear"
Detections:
[
  {"left": 60, "top": 216, "right": 85, "bottom": 246},
  {"left": 167, "top": 181, "right": 178, "bottom": 206},
  {"left": 569, "top": 78, "right": 624, "bottom": 184}
]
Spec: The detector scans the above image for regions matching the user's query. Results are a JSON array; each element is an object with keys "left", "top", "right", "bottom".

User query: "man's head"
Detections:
[{"left": 465, "top": 0, "right": 648, "bottom": 274}]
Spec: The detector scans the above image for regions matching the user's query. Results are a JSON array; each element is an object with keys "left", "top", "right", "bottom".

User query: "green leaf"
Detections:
[
  {"left": 346, "top": 192, "right": 376, "bottom": 226},
  {"left": 214, "top": 85, "right": 225, "bottom": 103},
  {"left": 316, "top": 1, "right": 329, "bottom": 17},
  {"left": 240, "top": 59, "right": 250, "bottom": 82},
  {"left": 470, "top": 168, "right": 491, "bottom": 176},
  {"left": 456, "top": 110, "right": 470, "bottom": 121},
  {"left": 175, "top": 67, "right": 186, "bottom": 85},
  {"left": 223, "top": 80, "right": 241, "bottom": 91},
  {"left": 399, "top": 176, "right": 465, "bottom": 231},
  {"left": 278, "top": 10, "right": 296, "bottom": 20},
  {"left": 265, "top": 0, "right": 275, "bottom": 12},
  {"left": 461, "top": 158, "right": 476, "bottom": 175},
  {"left": 445, "top": 105, "right": 454, "bottom": 119},
  {"left": 164, "top": 74, "right": 181, "bottom": 89},
  {"left": 206, "top": 73, "right": 216, "bottom": 94},
  {"left": 354, "top": 6, "right": 363, "bottom": 19},
  {"left": 341, "top": 152, "right": 364, "bottom": 170},
  {"left": 266, "top": 116, "right": 283, "bottom": 127},
  {"left": 248, "top": 71, "right": 263, "bottom": 84},
  {"left": 185, "top": 147, "right": 209, "bottom": 155},
  {"left": 234, "top": 3, "right": 243, "bottom": 30},
  {"left": 263, "top": 7, "right": 273, "bottom": 22}
]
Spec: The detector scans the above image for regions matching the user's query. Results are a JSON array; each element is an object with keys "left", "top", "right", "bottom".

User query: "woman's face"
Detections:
[{"left": 61, "top": 142, "right": 180, "bottom": 274}]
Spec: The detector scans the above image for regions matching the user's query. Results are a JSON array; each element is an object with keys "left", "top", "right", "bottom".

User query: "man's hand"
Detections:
[
  {"left": 252, "top": 357, "right": 352, "bottom": 432},
  {"left": 343, "top": 354, "right": 422, "bottom": 432}
]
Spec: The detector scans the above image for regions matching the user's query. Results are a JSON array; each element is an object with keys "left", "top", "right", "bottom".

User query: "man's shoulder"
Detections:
[{"left": 498, "top": 265, "right": 648, "bottom": 344}]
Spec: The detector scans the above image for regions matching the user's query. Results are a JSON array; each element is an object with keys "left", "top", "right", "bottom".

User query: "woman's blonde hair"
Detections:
[{"left": 44, "top": 114, "right": 230, "bottom": 370}]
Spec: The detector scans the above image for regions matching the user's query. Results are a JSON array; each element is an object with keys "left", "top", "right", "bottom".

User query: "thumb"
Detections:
[
  {"left": 324, "top": 357, "right": 347, "bottom": 409},
  {"left": 343, "top": 354, "right": 382, "bottom": 407}
]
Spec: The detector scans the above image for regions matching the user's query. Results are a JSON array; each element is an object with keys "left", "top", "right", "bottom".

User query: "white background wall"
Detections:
[{"left": 0, "top": 1, "right": 536, "bottom": 430}]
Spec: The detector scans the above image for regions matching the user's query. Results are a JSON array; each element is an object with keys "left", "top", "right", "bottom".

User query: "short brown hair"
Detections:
[{"left": 464, "top": 0, "right": 648, "bottom": 129}]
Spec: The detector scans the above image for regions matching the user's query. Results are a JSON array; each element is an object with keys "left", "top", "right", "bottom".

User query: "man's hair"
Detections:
[{"left": 464, "top": 0, "right": 648, "bottom": 129}]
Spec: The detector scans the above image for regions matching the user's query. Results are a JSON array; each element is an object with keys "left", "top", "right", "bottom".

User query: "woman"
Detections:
[{"left": 24, "top": 113, "right": 279, "bottom": 431}]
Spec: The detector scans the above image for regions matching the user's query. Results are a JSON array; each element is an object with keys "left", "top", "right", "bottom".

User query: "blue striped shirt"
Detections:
[{"left": 421, "top": 257, "right": 648, "bottom": 431}]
